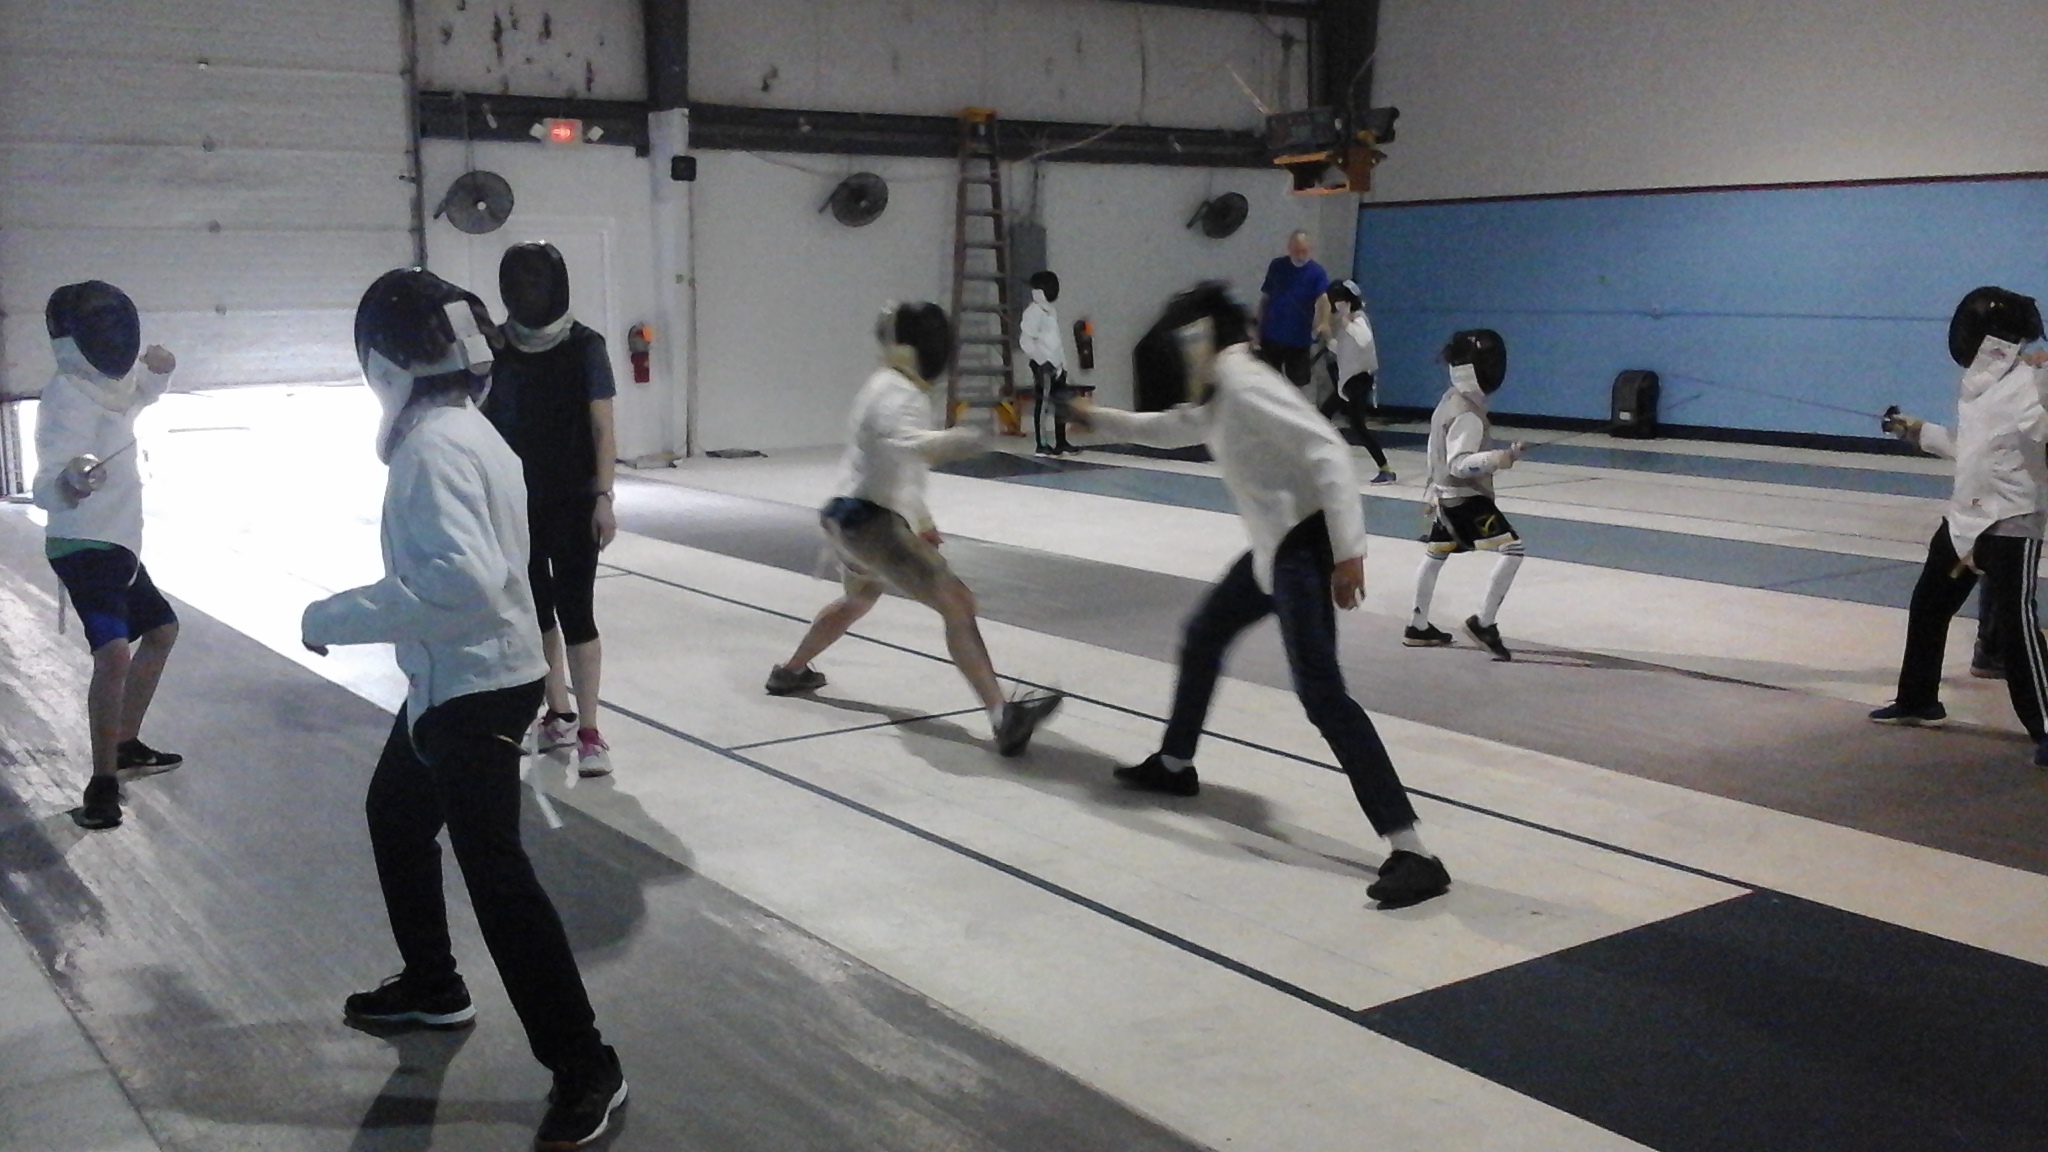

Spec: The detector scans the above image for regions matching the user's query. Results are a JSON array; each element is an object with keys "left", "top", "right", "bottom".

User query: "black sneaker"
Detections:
[
  {"left": 764, "top": 664, "right": 827, "bottom": 696},
  {"left": 1464, "top": 616, "right": 1512, "bottom": 661},
  {"left": 1402, "top": 623, "right": 1453, "bottom": 648},
  {"left": 74, "top": 775, "right": 121, "bottom": 830},
  {"left": 344, "top": 973, "right": 477, "bottom": 1029},
  {"left": 1113, "top": 752, "right": 1200, "bottom": 797},
  {"left": 1366, "top": 850, "right": 1451, "bottom": 908},
  {"left": 117, "top": 739, "right": 183, "bottom": 777},
  {"left": 1868, "top": 701, "right": 1947, "bottom": 727},
  {"left": 537, "top": 1045, "right": 628, "bottom": 1150},
  {"left": 996, "top": 692, "right": 1065, "bottom": 757}
]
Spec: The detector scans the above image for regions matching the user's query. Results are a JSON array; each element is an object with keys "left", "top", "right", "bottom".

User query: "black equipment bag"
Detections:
[{"left": 1609, "top": 370, "right": 1660, "bottom": 438}]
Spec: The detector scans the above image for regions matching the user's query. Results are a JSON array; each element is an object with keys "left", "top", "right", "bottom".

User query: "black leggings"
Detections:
[
  {"left": 1320, "top": 370, "right": 1389, "bottom": 471},
  {"left": 1894, "top": 522, "right": 2048, "bottom": 738},
  {"left": 1031, "top": 362, "right": 1072, "bottom": 450},
  {"left": 530, "top": 497, "right": 600, "bottom": 645},
  {"left": 366, "top": 681, "right": 607, "bottom": 1073}
]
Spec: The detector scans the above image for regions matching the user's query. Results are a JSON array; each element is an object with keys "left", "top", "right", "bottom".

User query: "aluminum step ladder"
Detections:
[{"left": 945, "top": 109, "right": 1021, "bottom": 433}]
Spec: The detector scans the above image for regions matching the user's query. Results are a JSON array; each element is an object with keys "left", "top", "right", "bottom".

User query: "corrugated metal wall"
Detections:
[{"left": 0, "top": 0, "right": 415, "bottom": 395}]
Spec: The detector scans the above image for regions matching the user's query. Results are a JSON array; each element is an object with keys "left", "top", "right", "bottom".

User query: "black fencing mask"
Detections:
[
  {"left": 1029, "top": 270, "right": 1061, "bottom": 304},
  {"left": 877, "top": 301, "right": 953, "bottom": 383},
  {"left": 1443, "top": 329, "right": 1508, "bottom": 396},
  {"left": 47, "top": 281, "right": 141, "bottom": 379},
  {"left": 1949, "top": 286, "right": 2042, "bottom": 369},
  {"left": 355, "top": 268, "right": 499, "bottom": 460},
  {"left": 499, "top": 242, "right": 571, "bottom": 329},
  {"left": 1131, "top": 281, "right": 1249, "bottom": 410}
]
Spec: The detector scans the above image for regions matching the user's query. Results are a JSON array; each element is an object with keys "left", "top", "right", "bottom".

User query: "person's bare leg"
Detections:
[
  {"left": 87, "top": 640, "right": 131, "bottom": 779},
  {"left": 784, "top": 587, "right": 883, "bottom": 672},
  {"left": 567, "top": 638, "right": 603, "bottom": 730},
  {"left": 931, "top": 577, "right": 1005, "bottom": 712},
  {"left": 542, "top": 626, "right": 573, "bottom": 716},
  {"left": 117, "top": 622, "right": 177, "bottom": 743}
]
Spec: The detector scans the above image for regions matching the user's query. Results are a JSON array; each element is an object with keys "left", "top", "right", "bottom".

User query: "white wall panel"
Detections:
[
  {"left": 0, "top": 2, "right": 412, "bottom": 395},
  {"left": 420, "top": 140, "right": 665, "bottom": 461},
  {"left": 690, "top": 0, "right": 1308, "bottom": 130},
  {"left": 1373, "top": 0, "right": 2048, "bottom": 201},
  {"left": 417, "top": 0, "right": 647, "bottom": 100},
  {"left": 689, "top": 151, "right": 1316, "bottom": 453}
]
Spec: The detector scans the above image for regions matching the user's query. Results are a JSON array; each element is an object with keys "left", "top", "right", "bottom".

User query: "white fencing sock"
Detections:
[
  {"left": 1387, "top": 826, "right": 1431, "bottom": 857},
  {"left": 1477, "top": 547, "right": 1524, "bottom": 628},
  {"left": 1410, "top": 553, "right": 1446, "bottom": 629}
]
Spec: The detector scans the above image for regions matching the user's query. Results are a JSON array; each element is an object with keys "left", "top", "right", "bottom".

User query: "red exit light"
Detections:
[{"left": 544, "top": 118, "right": 582, "bottom": 145}]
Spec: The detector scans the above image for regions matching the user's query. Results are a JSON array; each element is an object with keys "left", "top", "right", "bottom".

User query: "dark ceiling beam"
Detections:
[
  {"left": 419, "top": 91, "right": 654, "bottom": 153},
  {"left": 1098, "top": 0, "right": 1319, "bottom": 16},
  {"left": 689, "top": 103, "right": 1271, "bottom": 168}
]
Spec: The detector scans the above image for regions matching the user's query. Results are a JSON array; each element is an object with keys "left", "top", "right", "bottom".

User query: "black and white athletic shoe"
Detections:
[
  {"left": 1867, "top": 701, "right": 1947, "bottom": 727},
  {"left": 75, "top": 776, "right": 122, "bottom": 830},
  {"left": 764, "top": 664, "right": 828, "bottom": 696},
  {"left": 1367, "top": 850, "right": 1451, "bottom": 908},
  {"left": 344, "top": 973, "right": 477, "bottom": 1030},
  {"left": 996, "top": 692, "right": 1065, "bottom": 757},
  {"left": 1113, "top": 752, "right": 1200, "bottom": 797},
  {"left": 1402, "top": 623, "right": 1453, "bottom": 648},
  {"left": 117, "top": 739, "right": 182, "bottom": 777},
  {"left": 1464, "top": 616, "right": 1512, "bottom": 661},
  {"left": 536, "top": 1046, "right": 628, "bottom": 1150}
]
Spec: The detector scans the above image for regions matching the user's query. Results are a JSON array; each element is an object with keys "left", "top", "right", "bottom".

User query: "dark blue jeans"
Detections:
[{"left": 1161, "top": 514, "right": 1420, "bottom": 835}]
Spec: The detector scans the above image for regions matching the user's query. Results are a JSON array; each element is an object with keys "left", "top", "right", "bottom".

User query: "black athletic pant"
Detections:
[
  {"left": 1319, "top": 370, "right": 1390, "bottom": 471},
  {"left": 1895, "top": 522, "right": 2048, "bottom": 739},
  {"left": 530, "top": 496, "right": 601, "bottom": 646},
  {"left": 1256, "top": 343, "right": 1313, "bottom": 389},
  {"left": 1161, "top": 514, "right": 1419, "bottom": 835},
  {"left": 1031, "top": 362, "right": 1072, "bottom": 451},
  {"left": 366, "top": 679, "right": 607, "bottom": 1073}
]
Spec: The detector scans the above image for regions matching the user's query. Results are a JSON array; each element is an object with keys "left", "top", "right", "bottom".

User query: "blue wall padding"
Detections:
[{"left": 1353, "top": 177, "right": 2048, "bottom": 437}]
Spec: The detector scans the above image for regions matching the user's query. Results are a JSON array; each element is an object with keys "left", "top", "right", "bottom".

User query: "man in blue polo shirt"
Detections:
[{"left": 1255, "top": 229, "right": 1331, "bottom": 389}]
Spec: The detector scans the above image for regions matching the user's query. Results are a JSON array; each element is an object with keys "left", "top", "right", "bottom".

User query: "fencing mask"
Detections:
[
  {"left": 1443, "top": 329, "right": 1507, "bottom": 398},
  {"left": 499, "top": 241, "right": 572, "bottom": 351},
  {"left": 47, "top": 281, "right": 141, "bottom": 380},
  {"left": 1131, "top": 280, "right": 1250, "bottom": 411},
  {"left": 1949, "top": 286, "right": 2042, "bottom": 369},
  {"left": 1029, "top": 270, "right": 1061, "bottom": 305},
  {"left": 355, "top": 268, "right": 499, "bottom": 461},
  {"left": 875, "top": 301, "right": 953, "bottom": 385}
]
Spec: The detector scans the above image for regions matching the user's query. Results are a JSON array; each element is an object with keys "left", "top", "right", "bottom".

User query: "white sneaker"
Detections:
[
  {"left": 537, "top": 714, "right": 577, "bottom": 753},
  {"left": 576, "top": 730, "right": 613, "bottom": 778}
]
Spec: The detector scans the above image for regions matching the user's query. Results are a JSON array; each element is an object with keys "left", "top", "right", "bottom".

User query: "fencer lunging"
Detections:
[
  {"left": 1071, "top": 281, "right": 1450, "bottom": 909},
  {"left": 768, "top": 301, "right": 1064, "bottom": 757},
  {"left": 1407, "top": 329, "right": 1526, "bottom": 662},
  {"left": 1872, "top": 286, "right": 2048, "bottom": 764}
]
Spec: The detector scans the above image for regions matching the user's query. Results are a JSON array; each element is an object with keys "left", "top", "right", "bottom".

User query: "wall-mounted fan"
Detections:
[
  {"left": 434, "top": 171, "right": 515, "bottom": 234},
  {"left": 820, "top": 172, "right": 890, "bottom": 227},
  {"left": 1185, "top": 192, "right": 1249, "bottom": 239}
]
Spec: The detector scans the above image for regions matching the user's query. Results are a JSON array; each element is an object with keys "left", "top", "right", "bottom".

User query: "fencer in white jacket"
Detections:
[
  {"left": 1874, "top": 286, "right": 2048, "bottom": 761},
  {"left": 1072, "top": 281, "right": 1450, "bottom": 909},
  {"left": 32, "top": 281, "right": 183, "bottom": 829}
]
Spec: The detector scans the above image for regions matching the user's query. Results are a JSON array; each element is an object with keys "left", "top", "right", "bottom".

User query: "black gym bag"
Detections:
[{"left": 1610, "top": 370, "right": 1660, "bottom": 438}]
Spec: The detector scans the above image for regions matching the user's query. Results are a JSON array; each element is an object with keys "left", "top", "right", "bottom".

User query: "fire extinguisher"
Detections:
[
  {"left": 1072, "top": 318, "right": 1095, "bottom": 372},
  {"left": 627, "top": 323, "right": 654, "bottom": 383}
]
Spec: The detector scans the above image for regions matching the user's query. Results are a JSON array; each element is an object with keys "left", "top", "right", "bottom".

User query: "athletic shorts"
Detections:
[
  {"left": 48, "top": 545, "right": 178, "bottom": 652},
  {"left": 819, "top": 497, "right": 951, "bottom": 604},
  {"left": 1426, "top": 496, "right": 1520, "bottom": 555}
]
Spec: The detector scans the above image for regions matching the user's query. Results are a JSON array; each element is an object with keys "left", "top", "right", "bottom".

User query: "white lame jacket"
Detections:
[
  {"left": 1916, "top": 343, "right": 2048, "bottom": 557},
  {"left": 1088, "top": 345, "right": 1368, "bottom": 590},
  {"left": 302, "top": 402, "right": 548, "bottom": 727},
  {"left": 30, "top": 353, "right": 172, "bottom": 554},
  {"left": 832, "top": 367, "right": 981, "bottom": 533},
  {"left": 1328, "top": 311, "right": 1378, "bottom": 384},
  {"left": 1425, "top": 386, "right": 1514, "bottom": 506},
  {"left": 1019, "top": 301, "right": 1066, "bottom": 371}
]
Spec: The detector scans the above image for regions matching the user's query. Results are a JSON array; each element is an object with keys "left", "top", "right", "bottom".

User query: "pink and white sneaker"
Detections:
[
  {"left": 576, "top": 728, "right": 613, "bottom": 778},
  {"left": 536, "top": 713, "right": 578, "bottom": 753}
]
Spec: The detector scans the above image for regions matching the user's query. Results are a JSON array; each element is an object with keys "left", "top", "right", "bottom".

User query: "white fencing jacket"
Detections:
[
  {"left": 1019, "top": 299, "right": 1067, "bottom": 372},
  {"left": 1088, "top": 345, "right": 1368, "bottom": 591},
  {"left": 302, "top": 401, "right": 548, "bottom": 727},
  {"left": 1917, "top": 340, "right": 2048, "bottom": 557},
  {"left": 1328, "top": 309, "right": 1379, "bottom": 386},
  {"left": 1425, "top": 380, "right": 1517, "bottom": 508},
  {"left": 30, "top": 344, "right": 172, "bottom": 555},
  {"left": 832, "top": 367, "right": 982, "bottom": 533}
]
